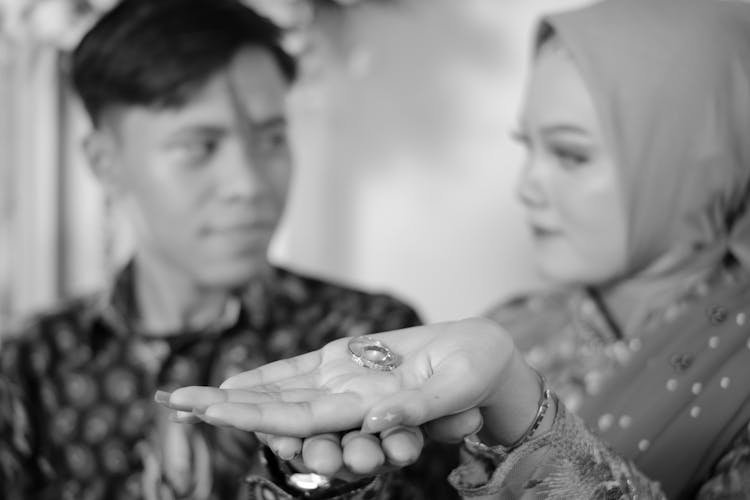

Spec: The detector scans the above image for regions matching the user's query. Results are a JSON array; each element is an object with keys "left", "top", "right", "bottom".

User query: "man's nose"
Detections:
[{"left": 215, "top": 142, "right": 267, "bottom": 201}]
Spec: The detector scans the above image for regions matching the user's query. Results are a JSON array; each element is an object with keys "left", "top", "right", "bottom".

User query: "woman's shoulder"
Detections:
[{"left": 483, "top": 288, "right": 574, "bottom": 351}]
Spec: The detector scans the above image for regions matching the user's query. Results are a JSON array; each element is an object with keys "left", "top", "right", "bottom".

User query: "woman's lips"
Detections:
[{"left": 530, "top": 224, "right": 561, "bottom": 238}]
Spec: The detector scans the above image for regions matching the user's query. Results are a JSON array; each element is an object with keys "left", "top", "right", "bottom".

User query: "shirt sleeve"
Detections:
[
  {"left": 0, "top": 336, "right": 37, "bottom": 498},
  {"left": 448, "top": 402, "right": 666, "bottom": 499}
]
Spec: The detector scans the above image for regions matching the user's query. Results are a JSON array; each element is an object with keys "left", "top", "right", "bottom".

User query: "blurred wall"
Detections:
[{"left": 276, "top": 0, "right": 593, "bottom": 321}]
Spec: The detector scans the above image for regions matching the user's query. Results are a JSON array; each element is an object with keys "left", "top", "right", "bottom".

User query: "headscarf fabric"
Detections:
[{"left": 539, "top": 0, "right": 750, "bottom": 276}]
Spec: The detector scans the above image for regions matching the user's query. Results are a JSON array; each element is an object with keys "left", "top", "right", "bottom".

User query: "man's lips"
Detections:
[{"left": 201, "top": 220, "right": 276, "bottom": 235}]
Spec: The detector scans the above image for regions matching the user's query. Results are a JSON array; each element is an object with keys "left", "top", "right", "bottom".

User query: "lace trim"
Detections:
[{"left": 449, "top": 403, "right": 666, "bottom": 499}]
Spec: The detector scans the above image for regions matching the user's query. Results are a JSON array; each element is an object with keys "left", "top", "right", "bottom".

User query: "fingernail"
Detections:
[
  {"left": 380, "top": 425, "right": 415, "bottom": 440},
  {"left": 277, "top": 448, "right": 300, "bottom": 461},
  {"left": 169, "top": 410, "right": 193, "bottom": 423},
  {"left": 154, "top": 390, "right": 172, "bottom": 405},
  {"left": 361, "top": 409, "right": 403, "bottom": 433}
]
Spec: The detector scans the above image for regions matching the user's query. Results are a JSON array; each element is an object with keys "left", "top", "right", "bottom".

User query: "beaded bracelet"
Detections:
[{"left": 464, "top": 369, "right": 552, "bottom": 456}]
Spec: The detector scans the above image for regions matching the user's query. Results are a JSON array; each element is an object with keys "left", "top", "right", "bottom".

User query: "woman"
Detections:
[{"left": 158, "top": 0, "right": 750, "bottom": 497}]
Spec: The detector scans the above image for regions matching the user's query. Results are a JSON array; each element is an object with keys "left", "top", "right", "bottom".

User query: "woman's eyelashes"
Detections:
[
  {"left": 511, "top": 129, "right": 592, "bottom": 170},
  {"left": 549, "top": 143, "right": 591, "bottom": 170}
]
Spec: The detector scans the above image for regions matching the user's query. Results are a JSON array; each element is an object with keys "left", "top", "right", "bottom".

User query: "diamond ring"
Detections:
[{"left": 348, "top": 336, "right": 400, "bottom": 371}]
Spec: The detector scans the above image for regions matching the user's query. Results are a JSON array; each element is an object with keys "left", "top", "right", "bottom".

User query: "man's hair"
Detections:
[{"left": 71, "top": 0, "right": 297, "bottom": 127}]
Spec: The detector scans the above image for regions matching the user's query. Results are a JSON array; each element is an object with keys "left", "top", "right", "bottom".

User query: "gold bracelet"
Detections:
[{"left": 464, "top": 369, "right": 552, "bottom": 456}]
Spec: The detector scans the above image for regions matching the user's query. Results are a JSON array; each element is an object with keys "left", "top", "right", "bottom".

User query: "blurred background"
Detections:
[{"left": 0, "top": 0, "right": 593, "bottom": 335}]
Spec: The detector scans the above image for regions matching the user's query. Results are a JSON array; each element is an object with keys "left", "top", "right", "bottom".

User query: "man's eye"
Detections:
[
  {"left": 178, "top": 139, "right": 219, "bottom": 164},
  {"left": 258, "top": 129, "right": 288, "bottom": 152}
]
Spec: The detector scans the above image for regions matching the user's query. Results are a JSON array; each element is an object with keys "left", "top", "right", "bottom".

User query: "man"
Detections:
[{"left": 0, "top": 0, "right": 448, "bottom": 498}]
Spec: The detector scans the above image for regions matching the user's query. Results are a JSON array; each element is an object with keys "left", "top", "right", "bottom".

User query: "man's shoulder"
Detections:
[{"left": 1, "top": 293, "right": 104, "bottom": 353}]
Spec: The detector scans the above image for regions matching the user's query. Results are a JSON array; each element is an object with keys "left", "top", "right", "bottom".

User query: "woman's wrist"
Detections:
[{"left": 477, "top": 348, "right": 554, "bottom": 447}]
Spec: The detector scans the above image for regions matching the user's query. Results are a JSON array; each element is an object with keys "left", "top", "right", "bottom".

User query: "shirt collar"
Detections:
[{"left": 92, "top": 260, "right": 282, "bottom": 339}]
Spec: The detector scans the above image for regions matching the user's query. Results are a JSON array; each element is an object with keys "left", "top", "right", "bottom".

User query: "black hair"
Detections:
[{"left": 71, "top": 0, "right": 297, "bottom": 127}]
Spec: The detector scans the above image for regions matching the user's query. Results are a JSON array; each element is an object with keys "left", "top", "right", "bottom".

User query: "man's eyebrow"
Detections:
[
  {"left": 252, "top": 116, "right": 286, "bottom": 129},
  {"left": 164, "top": 125, "right": 229, "bottom": 141}
]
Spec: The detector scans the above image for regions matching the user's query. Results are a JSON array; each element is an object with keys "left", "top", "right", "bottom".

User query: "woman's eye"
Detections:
[{"left": 552, "top": 146, "right": 589, "bottom": 170}]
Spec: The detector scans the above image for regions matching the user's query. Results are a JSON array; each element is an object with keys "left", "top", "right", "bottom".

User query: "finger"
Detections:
[
  {"left": 159, "top": 387, "right": 327, "bottom": 412},
  {"left": 362, "top": 354, "right": 483, "bottom": 433},
  {"left": 265, "top": 435, "right": 303, "bottom": 461},
  {"left": 423, "top": 409, "right": 483, "bottom": 443},
  {"left": 256, "top": 432, "right": 272, "bottom": 447},
  {"left": 301, "top": 434, "right": 343, "bottom": 476},
  {"left": 220, "top": 350, "right": 323, "bottom": 389},
  {"left": 341, "top": 431, "right": 385, "bottom": 475},
  {"left": 196, "top": 393, "right": 365, "bottom": 436},
  {"left": 159, "top": 386, "right": 227, "bottom": 411},
  {"left": 380, "top": 426, "right": 424, "bottom": 467}
]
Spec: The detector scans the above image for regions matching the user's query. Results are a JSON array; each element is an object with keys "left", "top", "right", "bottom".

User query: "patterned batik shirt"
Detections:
[{"left": 0, "top": 264, "right": 457, "bottom": 500}]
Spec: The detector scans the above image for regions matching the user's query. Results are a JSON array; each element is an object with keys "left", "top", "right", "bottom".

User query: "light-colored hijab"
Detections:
[
  {"left": 538, "top": 0, "right": 750, "bottom": 497},
  {"left": 540, "top": 0, "right": 750, "bottom": 278}
]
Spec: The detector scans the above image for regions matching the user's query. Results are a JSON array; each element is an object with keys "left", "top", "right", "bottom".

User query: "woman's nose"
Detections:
[{"left": 516, "top": 157, "right": 547, "bottom": 209}]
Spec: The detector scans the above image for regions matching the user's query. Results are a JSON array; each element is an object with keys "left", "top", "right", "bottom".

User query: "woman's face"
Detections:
[{"left": 516, "top": 43, "right": 628, "bottom": 286}]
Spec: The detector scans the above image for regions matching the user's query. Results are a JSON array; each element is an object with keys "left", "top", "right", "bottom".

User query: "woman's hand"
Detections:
[
  {"left": 157, "top": 318, "right": 545, "bottom": 475},
  {"left": 159, "top": 318, "right": 516, "bottom": 435}
]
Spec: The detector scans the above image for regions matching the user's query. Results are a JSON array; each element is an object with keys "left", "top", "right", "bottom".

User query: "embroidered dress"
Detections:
[
  {"left": 463, "top": 267, "right": 750, "bottom": 498},
  {"left": 449, "top": 0, "right": 750, "bottom": 497}
]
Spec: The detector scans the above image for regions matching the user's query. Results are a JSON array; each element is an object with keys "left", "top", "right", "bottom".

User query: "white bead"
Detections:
[
  {"left": 691, "top": 382, "right": 702, "bottom": 395},
  {"left": 709, "top": 336, "right": 720, "bottom": 349},
  {"left": 690, "top": 406, "right": 701, "bottom": 418},
  {"left": 638, "top": 439, "right": 650, "bottom": 452},
  {"left": 738, "top": 313, "right": 747, "bottom": 326},
  {"left": 664, "top": 305, "right": 680, "bottom": 322},
  {"left": 629, "top": 338, "right": 643, "bottom": 352},
  {"left": 720, "top": 377, "right": 731, "bottom": 389},
  {"left": 598, "top": 413, "right": 614, "bottom": 431},
  {"left": 666, "top": 378, "right": 678, "bottom": 391},
  {"left": 619, "top": 415, "right": 633, "bottom": 429}
]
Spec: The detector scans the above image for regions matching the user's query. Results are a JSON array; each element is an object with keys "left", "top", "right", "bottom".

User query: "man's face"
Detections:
[{"left": 94, "top": 47, "right": 292, "bottom": 289}]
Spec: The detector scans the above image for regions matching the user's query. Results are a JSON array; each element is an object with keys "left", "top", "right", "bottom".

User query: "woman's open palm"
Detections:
[{"left": 160, "top": 318, "right": 514, "bottom": 437}]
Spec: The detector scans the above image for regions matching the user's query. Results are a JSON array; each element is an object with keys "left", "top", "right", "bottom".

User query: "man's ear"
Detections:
[{"left": 82, "top": 130, "right": 124, "bottom": 196}]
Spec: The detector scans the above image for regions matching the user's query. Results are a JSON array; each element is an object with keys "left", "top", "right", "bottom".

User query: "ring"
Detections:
[{"left": 348, "top": 336, "right": 400, "bottom": 371}]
